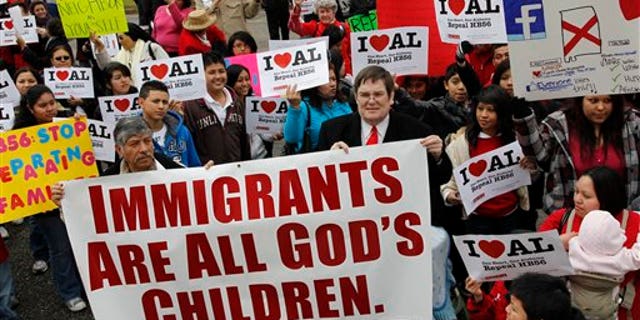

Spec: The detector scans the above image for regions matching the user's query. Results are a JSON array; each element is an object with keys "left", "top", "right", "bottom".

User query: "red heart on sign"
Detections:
[
  {"left": 469, "top": 159, "right": 487, "bottom": 177},
  {"left": 114, "top": 99, "right": 130, "bottom": 112},
  {"left": 532, "top": 70, "right": 542, "bottom": 78},
  {"left": 619, "top": 0, "right": 640, "bottom": 20},
  {"left": 260, "top": 101, "right": 277, "bottom": 113},
  {"left": 150, "top": 64, "right": 169, "bottom": 79},
  {"left": 274, "top": 53, "right": 292, "bottom": 69},
  {"left": 56, "top": 70, "right": 69, "bottom": 81},
  {"left": 4, "top": 20, "right": 13, "bottom": 30},
  {"left": 479, "top": 240, "right": 505, "bottom": 259},
  {"left": 369, "top": 35, "right": 390, "bottom": 52},
  {"left": 449, "top": 0, "right": 466, "bottom": 16}
]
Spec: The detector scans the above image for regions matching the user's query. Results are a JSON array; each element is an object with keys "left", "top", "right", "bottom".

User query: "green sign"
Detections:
[{"left": 347, "top": 10, "right": 378, "bottom": 32}]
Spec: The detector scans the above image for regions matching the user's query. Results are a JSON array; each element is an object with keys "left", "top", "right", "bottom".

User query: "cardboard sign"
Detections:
[
  {"left": 0, "top": 16, "right": 38, "bottom": 47},
  {"left": 453, "top": 231, "right": 574, "bottom": 281},
  {"left": 257, "top": 41, "right": 330, "bottom": 97},
  {"left": 98, "top": 94, "right": 141, "bottom": 124},
  {"left": 44, "top": 67, "right": 95, "bottom": 99},
  {"left": 377, "top": 0, "right": 457, "bottom": 76},
  {"left": 61, "top": 140, "right": 433, "bottom": 320},
  {"left": 57, "top": 0, "right": 128, "bottom": 38},
  {"left": 54, "top": 118, "right": 115, "bottom": 162},
  {"left": 91, "top": 33, "right": 120, "bottom": 58},
  {"left": 0, "top": 69, "right": 20, "bottom": 107},
  {"left": 348, "top": 10, "right": 378, "bottom": 32},
  {"left": 0, "top": 104, "right": 15, "bottom": 132},
  {"left": 0, "top": 118, "right": 98, "bottom": 222},
  {"left": 225, "top": 54, "right": 262, "bottom": 97},
  {"left": 453, "top": 141, "right": 531, "bottom": 214},
  {"left": 507, "top": 0, "right": 640, "bottom": 100},
  {"left": 245, "top": 96, "right": 288, "bottom": 134},
  {"left": 268, "top": 36, "right": 329, "bottom": 51},
  {"left": 135, "top": 54, "right": 206, "bottom": 101},
  {"left": 433, "top": 0, "right": 507, "bottom": 44},
  {"left": 351, "top": 26, "right": 429, "bottom": 76}
]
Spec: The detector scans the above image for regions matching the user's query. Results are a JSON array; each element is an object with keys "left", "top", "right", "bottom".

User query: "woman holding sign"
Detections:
[
  {"left": 12, "top": 85, "right": 87, "bottom": 312},
  {"left": 441, "top": 85, "right": 530, "bottom": 235}
]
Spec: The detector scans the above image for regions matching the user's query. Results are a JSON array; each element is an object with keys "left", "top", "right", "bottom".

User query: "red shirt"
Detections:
[
  {"left": 569, "top": 132, "right": 625, "bottom": 178},
  {"left": 469, "top": 135, "right": 519, "bottom": 217}
]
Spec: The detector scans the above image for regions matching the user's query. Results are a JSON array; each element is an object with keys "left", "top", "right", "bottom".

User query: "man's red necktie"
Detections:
[{"left": 366, "top": 126, "right": 378, "bottom": 145}]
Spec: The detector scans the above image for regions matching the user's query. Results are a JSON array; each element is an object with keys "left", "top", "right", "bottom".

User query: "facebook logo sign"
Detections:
[{"left": 505, "top": 0, "right": 547, "bottom": 41}]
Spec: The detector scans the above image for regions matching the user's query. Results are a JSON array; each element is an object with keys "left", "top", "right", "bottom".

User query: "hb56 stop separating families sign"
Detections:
[{"left": 61, "top": 140, "right": 434, "bottom": 320}]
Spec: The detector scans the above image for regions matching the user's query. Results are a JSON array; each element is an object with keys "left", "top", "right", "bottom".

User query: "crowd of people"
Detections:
[{"left": 1, "top": 0, "right": 640, "bottom": 319}]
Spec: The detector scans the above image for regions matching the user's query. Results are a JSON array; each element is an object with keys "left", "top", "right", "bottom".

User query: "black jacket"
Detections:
[{"left": 103, "top": 152, "right": 184, "bottom": 176}]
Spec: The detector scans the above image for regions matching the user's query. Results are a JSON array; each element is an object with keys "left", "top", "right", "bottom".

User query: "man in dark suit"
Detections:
[{"left": 317, "top": 65, "right": 453, "bottom": 227}]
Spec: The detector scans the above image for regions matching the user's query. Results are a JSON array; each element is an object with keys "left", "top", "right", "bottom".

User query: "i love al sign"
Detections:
[
  {"left": 44, "top": 67, "right": 95, "bottom": 99},
  {"left": 0, "top": 16, "right": 38, "bottom": 47},
  {"left": 0, "top": 69, "right": 20, "bottom": 107},
  {"left": 433, "top": 0, "right": 507, "bottom": 44},
  {"left": 350, "top": 26, "right": 429, "bottom": 76},
  {"left": 453, "top": 141, "right": 530, "bottom": 214},
  {"left": 244, "top": 96, "right": 288, "bottom": 134},
  {"left": 453, "top": 231, "right": 574, "bottom": 281},
  {"left": 257, "top": 41, "right": 329, "bottom": 97},
  {"left": 135, "top": 54, "right": 206, "bottom": 101},
  {"left": 97, "top": 94, "right": 141, "bottom": 125}
]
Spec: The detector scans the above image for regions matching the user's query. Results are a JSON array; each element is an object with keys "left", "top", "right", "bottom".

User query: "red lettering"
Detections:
[
  {"left": 245, "top": 173, "right": 275, "bottom": 219},
  {"left": 394, "top": 212, "right": 424, "bottom": 256},
  {"left": 207, "top": 288, "right": 227, "bottom": 320},
  {"left": 349, "top": 220, "right": 381, "bottom": 263},
  {"left": 0, "top": 166, "right": 12, "bottom": 183},
  {"left": 279, "top": 170, "right": 310, "bottom": 215},
  {"left": 89, "top": 185, "right": 108, "bottom": 234},
  {"left": 277, "top": 223, "right": 313, "bottom": 269},
  {"left": 192, "top": 180, "right": 209, "bottom": 225},
  {"left": 339, "top": 161, "right": 367, "bottom": 207},
  {"left": 81, "top": 150, "right": 95, "bottom": 166},
  {"left": 249, "top": 284, "right": 280, "bottom": 320},
  {"left": 186, "top": 233, "right": 222, "bottom": 279},
  {"left": 308, "top": 165, "right": 341, "bottom": 212},
  {"left": 148, "top": 242, "right": 176, "bottom": 282},
  {"left": 339, "top": 275, "right": 371, "bottom": 316},
  {"left": 151, "top": 182, "right": 191, "bottom": 228},
  {"left": 241, "top": 234, "right": 267, "bottom": 273},
  {"left": 141, "top": 289, "right": 176, "bottom": 320},
  {"left": 26, "top": 187, "right": 46, "bottom": 205},
  {"left": 110, "top": 186, "right": 150, "bottom": 232},
  {"left": 227, "top": 287, "right": 250, "bottom": 320},
  {"left": 316, "top": 224, "right": 346, "bottom": 266},
  {"left": 176, "top": 291, "right": 207, "bottom": 319},
  {"left": 282, "top": 281, "right": 313, "bottom": 319},
  {"left": 218, "top": 236, "right": 244, "bottom": 274},
  {"left": 212, "top": 177, "right": 241, "bottom": 223},
  {"left": 117, "top": 245, "right": 151, "bottom": 285},
  {"left": 371, "top": 157, "right": 402, "bottom": 204},
  {"left": 314, "top": 279, "right": 339, "bottom": 317},
  {"left": 87, "top": 241, "right": 122, "bottom": 291}
]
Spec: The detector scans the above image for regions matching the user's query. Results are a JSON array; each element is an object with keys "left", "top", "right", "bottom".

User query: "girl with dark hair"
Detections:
[
  {"left": 11, "top": 85, "right": 88, "bottom": 312},
  {"left": 227, "top": 31, "right": 258, "bottom": 56},
  {"left": 91, "top": 23, "right": 169, "bottom": 83},
  {"left": 102, "top": 62, "right": 138, "bottom": 96},
  {"left": 441, "top": 85, "right": 530, "bottom": 234},
  {"left": 29, "top": 0, "right": 51, "bottom": 28},
  {"left": 538, "top": 166, "right": 640, "bottom": 320},
  {"left": 13, "top": 67, "right": 41, "bottom": 96},
  {"left": 284, "top": 62, "right": 351, "bottom": 153},
  {"left": 152, "top": 0, "right": 194, "bottom": 56}
]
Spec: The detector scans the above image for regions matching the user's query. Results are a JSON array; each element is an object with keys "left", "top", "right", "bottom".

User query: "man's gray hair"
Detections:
[
  {"left": 314, "top": 0, "right": 337, "bottom": 12},
  {"left": 113, "top": 117, "right": 152, "bottom": 146}
]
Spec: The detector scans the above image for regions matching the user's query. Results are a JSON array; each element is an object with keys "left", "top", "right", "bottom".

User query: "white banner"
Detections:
[
  {"left": 268, "top": 36, "right": 329, "bottom": 51},
  {"left": 91, "top": 33, "right": 120, "bottom": 58},
  {"left": 244, "top": 96, "right": 288, "bottom": 135},
  {"left": 98, "top": 94, "right": 141, "bottom": 124},
  {"left": 0, "top": 104, "right": 15, "bottom": 132},
  {"left": 62, "top": 140, "right": 433, "bottom": 320},
  {"left": 257, "top": 41, "right": 329, "bottom": 97},
  {"left": 453, "top": 141, "right": 531, "bottom": 214},
  {"left": 506, "top": 0, "right": 640, "bottom": 100},
  {"left": 44, "top": 67, "right": 95, "bottom": 99},
  {"left": 0, "top": 15, "right": 38, "bottom": 46},
  {"left": 351, "top": 26, "right": 429, "bottom": 76},
  {"left": 453, "top": 230, "right": 574, "bottom": 281},
  {"left": 135, "top": 54, "right": 206, "bottom": 101},
  {"left": 0, "top": 69, "right": 21, "bottom": 107},
  {"left": 433, "top": 0, "right": 507, "bottom": 44}
]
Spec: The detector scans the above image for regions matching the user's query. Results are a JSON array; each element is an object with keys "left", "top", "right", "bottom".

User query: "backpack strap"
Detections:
[
  {"left": 147, "top": 42, "right": 156, "bottom": 60},
  {"left": 621, "top": 209, "right": 630, "bottom": 229}
]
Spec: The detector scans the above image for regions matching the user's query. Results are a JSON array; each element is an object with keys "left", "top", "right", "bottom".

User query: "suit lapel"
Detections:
[
  {"left": 383, "top": 111, "right": 399, "bottom": 143},
  {"left": 348, "top": 114, "right": 363, "bottom": 147}
]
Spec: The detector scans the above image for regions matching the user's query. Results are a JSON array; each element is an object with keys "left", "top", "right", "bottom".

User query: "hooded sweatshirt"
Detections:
[
  {"left": 150, "top": 110, "right": 201, "bottom": 168},
  {"left": 569, "top": 210, "right": 640, "bottom": 277}
]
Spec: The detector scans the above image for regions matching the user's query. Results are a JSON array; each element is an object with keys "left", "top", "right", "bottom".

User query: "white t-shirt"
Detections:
[{"left": 152, "top": 124, "right": 167, "bottom": 147}]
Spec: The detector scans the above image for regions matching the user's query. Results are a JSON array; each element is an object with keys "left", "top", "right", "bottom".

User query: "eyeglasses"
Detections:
[{"left": 54, "top": 56, "right": 71, "bottom": 61}]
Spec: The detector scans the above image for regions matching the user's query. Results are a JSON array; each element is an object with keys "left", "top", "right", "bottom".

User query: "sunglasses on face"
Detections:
[{"left": 54, "top": 55, "right": 71, "bottom": 61}]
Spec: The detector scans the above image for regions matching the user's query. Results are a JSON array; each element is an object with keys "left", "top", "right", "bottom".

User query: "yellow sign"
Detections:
[
  {"left": 57, "top": 0, "right": 128, "bottom": 38},
  {"left": 0, "top": 118, "right": 98, "bottom": 222}
]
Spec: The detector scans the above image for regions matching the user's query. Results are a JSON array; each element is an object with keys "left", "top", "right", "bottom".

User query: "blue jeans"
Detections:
[
  {"left": 34, "top": 212, "right": 84, "bottom": 302},
  {"left": 27, "top": 217, "right": 49, "bottom": 262},
  {"left": 0, "top": 261, "right": 18, "bottom": 319}
]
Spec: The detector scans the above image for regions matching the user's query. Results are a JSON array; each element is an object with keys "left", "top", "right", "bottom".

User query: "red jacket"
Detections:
[
  {"left": 466, "top": 281, "right": 509, "bottom": 320},
  {"left": 178, "top": 25, "right": 226, "bottom": 56},
  {"left": 0, "top": 238, "right": 8, "bottom": 264}
]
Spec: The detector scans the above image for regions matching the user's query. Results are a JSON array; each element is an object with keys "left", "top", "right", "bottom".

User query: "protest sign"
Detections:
[
  {"left": 453, "top": 141, "right": 531, "bottom": 214},
  {"left": 62, "top": 140, "right": 433, "bottom": 320},
  {"left": 225, "top": 54, "right": 262, "bottom": 97},
  {"left": 98, "top": 94, "right": 141, "bottom": 124},
  {"left": 433, "top": 0, "right": 507, "bottom": 44},
  {"left": 44, "top": 67, "right": 95, "bottom": 99},
  {"left": 0, "top": 16, "right": 38, "bottom": 47},
  {"left": 351, "top": 26, "right": 429, "bottom": 76},
  {"left": 257, "top": 41, "right": 329, "bottom": 97},
  {"left": 0, "top": 104, "right": 15, "bottom": 132},
  {"left": 348, "top": 10, "right": 378, "bottom": 32},
  {"left": 245, "top": 96, "right": 287, "bottom": 135},
  {"left": 377, "top": 0, "right": 456, "bottom": 76},
  {"left": 453, "top": 230, "right": 574, "bottom": 281},
  {"left": 0, "top": 69, "right": 20, "bottom": 107},
  {"left": 7, "top": 6, "right": 24, "bottom": 33},
  {"left": 57, "top": 0, "right": 128, "bottom": 38},
  {"left": 54, "top": 118, "right": 115, "bottom": 162},
  {"left": 135, "top": 54, "right": 206, "bottom": 101},
  {"left": 91, "top": 33, "right": 120, "bottom": 58},
  {"left": 0, "top": 118, "right": 98, "bottom": 222},
  {"left": 268, "top": 36, "right": 329, "bottom": 51},
  {"left": 300, "top": 0, "right": 315, "bottom": 15},
  {"left": 507, "top": 0, "right": 640, "bottom": 100}
]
